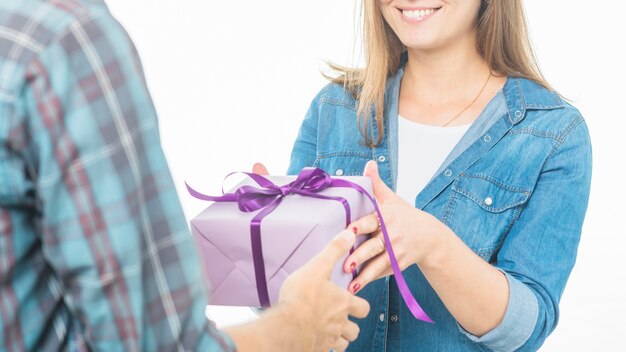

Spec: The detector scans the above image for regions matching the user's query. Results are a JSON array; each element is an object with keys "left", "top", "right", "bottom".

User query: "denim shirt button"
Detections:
[
  {"left": 379, "top": 313, "right": 385, "bottom": 321},
  {"left": 444, "top": 169, "right": 453, "bottom": 177},
  {"left": 483, "top": 135, "right": 492, "bottom": 142},
  {"left": 377, "top": 155, "right": 386, "bottom": 163},
  {"left": 485, "top": 197, "right": 493, "bottom": 206},
  {"left": 514, "top": 110, "right": 523, "bottom": 118},
  {"left": 390, "top": 314, "right": 398, "bottom": 323},
  {"left": 335, "top": 169, "right": 344, "bottom": 176}
]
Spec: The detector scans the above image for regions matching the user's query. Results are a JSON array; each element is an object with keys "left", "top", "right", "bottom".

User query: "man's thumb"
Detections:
[
  {"left": 363, "top": 160, "right": 394, "bottom": 202},
  {"left": 313, "top": 229, "right": 356, "bottom": 276}
]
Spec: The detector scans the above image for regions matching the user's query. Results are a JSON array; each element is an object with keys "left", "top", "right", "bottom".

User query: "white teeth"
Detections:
[{"left": 402, "top": 8, "right": 435, "bottom": 19}]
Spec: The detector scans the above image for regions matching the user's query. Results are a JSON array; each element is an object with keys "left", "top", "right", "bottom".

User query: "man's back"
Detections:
[{"left": 0, "top": 1, "right": 233, "bottom": 350}]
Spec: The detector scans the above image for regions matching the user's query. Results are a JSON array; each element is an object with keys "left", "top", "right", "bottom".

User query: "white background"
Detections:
[{"left": 105, "top": 1, "right": 625, "bottom": 350}]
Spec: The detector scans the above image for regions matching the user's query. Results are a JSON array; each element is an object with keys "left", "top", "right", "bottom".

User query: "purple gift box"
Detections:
[{"left": 189, "top": 173, "right": 374, "bottom": 307}]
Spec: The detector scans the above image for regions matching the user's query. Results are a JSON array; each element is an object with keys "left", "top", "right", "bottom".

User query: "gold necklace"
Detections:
[{"left": 441, "top": 72, "right": 491, "bottom": 127}]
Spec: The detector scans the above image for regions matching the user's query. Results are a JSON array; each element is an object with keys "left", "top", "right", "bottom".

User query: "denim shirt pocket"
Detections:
[
  {"left": 314, "top": 151, "right": 372, "bottom": 177},
  {"left": 446, "top": 173, "right": 531, "bottom": 262}
]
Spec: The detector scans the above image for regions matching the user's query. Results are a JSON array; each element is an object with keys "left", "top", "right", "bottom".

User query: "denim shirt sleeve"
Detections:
[
  {"left": 459, "top": 115, "right": 592, "bottom": 352},
  {"left": 287, "top": 88, "right": 324, "bottom": 174},
  {"left": 457, "top": 269, "right": 538, "bottom": 352}
]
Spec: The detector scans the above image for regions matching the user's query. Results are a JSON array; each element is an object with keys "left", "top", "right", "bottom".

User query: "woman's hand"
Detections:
[
  {"left": 252, "top": 162, "right": 269, "bottom": 175},
  {"left": 343, "top": 160, "right": 445, "bottom": 293}
]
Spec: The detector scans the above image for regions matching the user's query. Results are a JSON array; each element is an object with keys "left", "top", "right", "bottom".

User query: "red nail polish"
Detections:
[
  {"left": 349, "top": 262, "right": 357, "bottom": 271},
  {"left": 352, "top": 283, "right": 361, "bottom": 293},
  {"left": 352, "top": 226, "right": 358, "bottom": 234}
]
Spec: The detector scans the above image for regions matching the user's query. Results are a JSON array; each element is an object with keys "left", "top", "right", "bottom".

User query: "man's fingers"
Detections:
[
  {"left": 341, "top": 321, "right": 361, "bottom": 342},
  {"left": 310, "top": 230, "right": 356, "bottom": 276},
  {"left": 252, "top": 162, "right": 269, "bottom": 175},
  {"left": 348, "top": 295, "right": 371, "bottom": 319},
  {"left": 330, "top": 337, "right": 350, "bottom": 352}
]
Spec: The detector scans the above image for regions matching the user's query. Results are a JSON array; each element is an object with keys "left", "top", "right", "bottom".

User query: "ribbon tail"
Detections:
[
  {"left": 330, "top": 179, "right": 434, "bottom": 323},
  {"left": 376, "top": 207, "right": 434, "bottom": 323}
]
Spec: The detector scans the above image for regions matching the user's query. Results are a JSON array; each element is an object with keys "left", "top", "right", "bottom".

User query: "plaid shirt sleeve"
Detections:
[{"left": 1, "top": 1, "right": 235, "bottom": 351}]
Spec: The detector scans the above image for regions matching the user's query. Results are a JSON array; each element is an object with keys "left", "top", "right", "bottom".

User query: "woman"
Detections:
[{"left": 284, "top": 0, "right": 592, "bottom": 351}]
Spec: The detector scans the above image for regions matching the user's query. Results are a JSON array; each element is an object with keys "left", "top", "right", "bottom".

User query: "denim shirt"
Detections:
[{"left": 287, "top": 63, "right": 592, "bottom": 351}]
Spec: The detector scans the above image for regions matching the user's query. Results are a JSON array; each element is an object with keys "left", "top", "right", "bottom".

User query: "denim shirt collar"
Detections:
[{"left": 383, "top": 55, "right": 564, "bottom": 195}]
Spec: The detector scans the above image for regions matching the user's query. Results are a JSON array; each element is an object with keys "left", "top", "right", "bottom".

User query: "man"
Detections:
[{"left": 0, "top": 0, "right": 368, "bottom": 350}]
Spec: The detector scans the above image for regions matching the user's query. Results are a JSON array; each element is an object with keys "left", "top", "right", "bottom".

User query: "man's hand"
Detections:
[{"left": 278, "top": 229, "right": 370, "bottom": 351}]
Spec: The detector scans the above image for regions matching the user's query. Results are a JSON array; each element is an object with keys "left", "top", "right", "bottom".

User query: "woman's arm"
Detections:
[{"left": 345, "top": 118, "right": 592, "bottom": 351}]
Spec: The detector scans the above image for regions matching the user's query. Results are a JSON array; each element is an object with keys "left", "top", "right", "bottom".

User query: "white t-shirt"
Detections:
[{"left": 396, "top": 116, "right": 471, "bottom": 205}]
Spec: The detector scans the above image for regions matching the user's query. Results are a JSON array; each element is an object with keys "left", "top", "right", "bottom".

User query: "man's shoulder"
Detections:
[
  {"left": 0, "top": 0, "right": 117, "bottom": 95},
  {"left": 0, "top": 0, "right": 112, "bottom": 58}
]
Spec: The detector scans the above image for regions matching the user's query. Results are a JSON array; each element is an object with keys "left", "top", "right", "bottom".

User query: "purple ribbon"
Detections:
[{"left": 187, "top": 167, "right": 433, "bottom": 323}]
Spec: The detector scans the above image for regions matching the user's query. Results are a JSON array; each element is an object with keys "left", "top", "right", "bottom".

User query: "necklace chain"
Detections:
[{"left": 441, "top": 72, "right": 491, "bottom": 127}]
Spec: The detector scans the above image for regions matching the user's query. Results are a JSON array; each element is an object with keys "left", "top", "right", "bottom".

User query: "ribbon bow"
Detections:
[
  {"left": 187, "top": 167, "right": 433, "bottom": 323},
  {"left": 233, "top": 168, "right": 348, "bottom": 213}
]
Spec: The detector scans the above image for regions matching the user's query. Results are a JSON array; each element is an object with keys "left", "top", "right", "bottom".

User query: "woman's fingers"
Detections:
[
  {"left": 251, "top": 162, "right": 269, "bottom": 175},
  {"left": 343, "top": 235, "right": 385, "bottom": 273},
  {"left": 349, "top": 254, "right": 392, "bottom": 293},
  {"left": 363, "top": 160, "right": 396, "bottom": 203},
  {"left": 348, "top": 213, "right": 379, "bottom": 237}
]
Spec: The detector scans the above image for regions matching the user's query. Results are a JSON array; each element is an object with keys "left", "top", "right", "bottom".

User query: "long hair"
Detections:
[{"left": 329, "top": 0, "right": 550, "bottom": 147}]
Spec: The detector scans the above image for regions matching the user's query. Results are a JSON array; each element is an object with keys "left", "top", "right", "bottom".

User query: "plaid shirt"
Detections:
[{"left": 0, "top": 0, "right": 235, "bottom": 351}]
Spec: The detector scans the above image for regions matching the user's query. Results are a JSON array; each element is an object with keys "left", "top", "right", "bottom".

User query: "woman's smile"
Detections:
[{"left": 398, "top": 6, "right": 442, "bottom": 23}]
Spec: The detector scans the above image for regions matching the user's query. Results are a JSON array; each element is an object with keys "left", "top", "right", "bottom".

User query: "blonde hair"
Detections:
[{"left": 330, "top": 0, "right": 550, "bottom": 147}]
